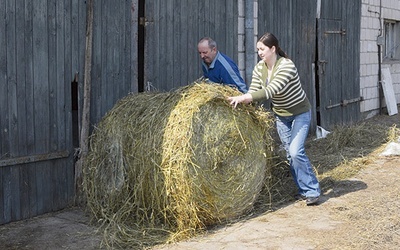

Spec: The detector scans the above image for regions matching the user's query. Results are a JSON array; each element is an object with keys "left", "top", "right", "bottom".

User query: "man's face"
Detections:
[{"left": 198, "top": 41, "right": 217, "bottom": 66}]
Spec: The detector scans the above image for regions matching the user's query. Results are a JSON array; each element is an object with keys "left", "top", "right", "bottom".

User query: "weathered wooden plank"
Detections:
[
  {"left": 187, "top": 0, "right": 200, "bottom": 83},
  {"left": 28, "top": 163, "right": 38, "bottom": 218},
  {"left": 63, "top": 0, "right": 73, "bottom": 148},
  {"left": 6, "top": 0, "right": 18, "bottom": 158},
  {"left": 91, "top": 0, "right": 102, "bottom": 124},
  {"left": 158, "top": 0, "right": 169, "bottom": 90},
  {"left": 170, "top": 0, "right": 179, "bottom": 88},
  {"left": 121, "top": 1, "right": 131, "bottom": 95},
  {"left": 143, "top": 0, "right": 157, "bottom": 91},
  {"left": 10, "top": 166, "right": 21, "bottom": 221},
  {"left": 108, "top": 0, "right": 119, "bottom": 109},
  {"left": 0, "top": 167, "right": 4, "bottom": 224},
  {"left": 48, "top": 0, "right": 58, "bottom": 154},
  {"left": 117, "top": 0, "right": 127, "bottom": 100},
  {"left": 19, "top": 162, "right": 31, "bottom": 219},
  {"left": 0, "top": 150, "right": 70, "bottom": 167},
  {"left": 23, "top": 0, "right": 37, "bottom": 219},
  {"left": 2, "top": 167, "right": 11, "bottom": 223},
  {"left": 225, "top": 0, "right": 237, "bottom": 62},
  {"left": 179, "top": 0, "right": 192, "bottom": 85},
  {"left": 43, "top": 162, "right": 53, "bottom": 213},
  {"left": 32, "top": 0, "right": 49, "bottom": 215},
  {"left": 33, "top": 0, "right": 50, "bottom": 154},
  {"left": 341, "top": 0, "right": 361, "bottom": 125},
  {"left": 56, "top": 0, "right": 67, "bottom": 150},
  {"left": 0, "top": 0, "right": 9, "bottom": 159},
  {"left": 130, "top": 0, "right": 139, "bottom": 93},
  {"left": 15, "top": 0, "right": 28, "bottom": 157},
  {"left": 71, "top": 0, "right": 81, "bottom": 136},
  {"left": 213, "top": 0, "right": 226, "bottom": 54},
  {"left": 99, "top": 0, "right": 109, "bottom": 118},
  {"left": 24, "top": 1, "right": 35, "bottom": 153}
]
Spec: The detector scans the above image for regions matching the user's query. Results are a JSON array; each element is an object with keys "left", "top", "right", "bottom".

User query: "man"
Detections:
[{"left": 197, "top": 37, "right": 248, "bottom": 93}]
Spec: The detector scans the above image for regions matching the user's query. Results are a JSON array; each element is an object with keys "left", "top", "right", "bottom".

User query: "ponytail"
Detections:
[{"left": 277, "top": 47, "right": 289, "bottom": 59}]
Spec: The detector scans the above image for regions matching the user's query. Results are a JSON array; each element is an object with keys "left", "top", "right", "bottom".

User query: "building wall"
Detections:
[
  {"left": 360, "top": 0, "right": 400, "bottom": 118},
  {"left": 237, "top": 0, "right": 258, "bottom": 85}
]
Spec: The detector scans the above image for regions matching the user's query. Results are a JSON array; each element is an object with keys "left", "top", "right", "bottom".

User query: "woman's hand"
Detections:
[{"left": 227, "top": 93, "right": 253, "bottom": 108}]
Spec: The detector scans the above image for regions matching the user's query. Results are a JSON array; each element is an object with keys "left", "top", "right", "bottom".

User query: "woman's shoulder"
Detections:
[
  {"left": 277, "top": 57, "right": 296, "bottom": 70},
  {"left": 279, "top": 57, "right": 294, "bottom": 65}
]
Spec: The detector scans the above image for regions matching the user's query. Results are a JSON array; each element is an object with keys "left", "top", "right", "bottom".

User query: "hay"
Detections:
[{"left": 83, "top": 82, "right": 274, "bottom": 248}]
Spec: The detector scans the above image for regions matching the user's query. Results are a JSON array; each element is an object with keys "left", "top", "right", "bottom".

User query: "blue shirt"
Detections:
[{"left": 201, "top": 52, "right": 248, "bottom": 93}]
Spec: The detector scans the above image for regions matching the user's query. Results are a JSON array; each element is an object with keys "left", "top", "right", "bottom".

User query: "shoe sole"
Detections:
[{"left": 306, "top": 197, "right": 319, "bottom": 205}]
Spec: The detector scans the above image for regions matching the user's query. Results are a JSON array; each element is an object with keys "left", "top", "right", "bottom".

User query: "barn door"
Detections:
[{"left": 317, "top": 0, "right": 361, "bottom": 129}]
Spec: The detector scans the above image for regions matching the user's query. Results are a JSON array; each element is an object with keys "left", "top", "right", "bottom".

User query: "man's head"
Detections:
[{"left": 198, "top": 37, "right": 218, "bottom": 66}]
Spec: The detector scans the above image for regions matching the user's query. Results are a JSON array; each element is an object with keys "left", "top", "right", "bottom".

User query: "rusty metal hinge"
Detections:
[{"left": 325, "top": 96, "right": 364, "bottom": 110}]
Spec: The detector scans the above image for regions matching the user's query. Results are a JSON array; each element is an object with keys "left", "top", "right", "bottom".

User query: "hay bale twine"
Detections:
[{"left": 83, "top": 82, "right": 274, "bottom": 248}]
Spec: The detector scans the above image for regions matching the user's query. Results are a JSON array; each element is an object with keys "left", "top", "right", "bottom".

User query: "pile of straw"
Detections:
[{"left": 83, "top": 82, "right": 274, "bottom": 248}]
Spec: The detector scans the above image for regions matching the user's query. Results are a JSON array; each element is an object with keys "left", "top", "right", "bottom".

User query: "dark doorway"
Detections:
[
  {"left": 138, "top": 0, "right": 145, "bottom": 92},
  {"left": 71, "top": 74, "right": 79, "bottom": 149}
]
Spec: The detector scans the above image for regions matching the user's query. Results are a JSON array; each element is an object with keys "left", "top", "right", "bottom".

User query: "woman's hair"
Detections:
[{"left": 258, "top": 32, "right": 289, "bottom": 58}]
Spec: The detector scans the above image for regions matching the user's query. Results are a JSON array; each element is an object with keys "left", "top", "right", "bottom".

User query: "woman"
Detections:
[{"left": 228, "top": 32, "right": 320, "bottom": 205}]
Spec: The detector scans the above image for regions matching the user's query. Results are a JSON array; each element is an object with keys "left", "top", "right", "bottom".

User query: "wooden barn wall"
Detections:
[
  {"left": 89, "top": 0, "right": 138, "bottom": 125},
  {"left": 0, "top": 0, "right": 360, "bottom": 225},
  {"left": 257, "top": 0, "right": 318, "bottom": 128},
  {"left": 0, "top": 0, "right": 85, "bottom": 225},
  {"left": 143, "top": 0, "right": 239, "bottom": 92},
  {"left": 257, "top": 0, "right": 361, "bottom": 130}
]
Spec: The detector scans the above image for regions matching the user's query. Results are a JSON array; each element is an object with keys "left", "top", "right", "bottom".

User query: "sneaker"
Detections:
[
  {"left": 294, "top": 194, "right": 306, "bottom": 201},
  {"left": 306, "top": 196, "right": 320, "bottom": 206}
]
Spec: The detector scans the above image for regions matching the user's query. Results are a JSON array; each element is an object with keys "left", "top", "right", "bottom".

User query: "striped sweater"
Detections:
[{"left": 248, "top": 57, "right": 310, "bottom": 116}]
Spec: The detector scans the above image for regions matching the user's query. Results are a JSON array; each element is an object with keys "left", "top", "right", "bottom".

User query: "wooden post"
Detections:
[{"left": 75, "top": 0, "right": 94, "bottom": 204}]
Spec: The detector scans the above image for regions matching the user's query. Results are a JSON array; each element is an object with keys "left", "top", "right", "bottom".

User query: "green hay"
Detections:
[{"left": 83, "top": 81, "right": 274, "bottom": 248}]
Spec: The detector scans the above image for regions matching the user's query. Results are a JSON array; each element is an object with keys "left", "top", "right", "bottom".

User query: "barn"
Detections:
[{"left": 1, "top": 0, "right": 399, "bottom": 225}]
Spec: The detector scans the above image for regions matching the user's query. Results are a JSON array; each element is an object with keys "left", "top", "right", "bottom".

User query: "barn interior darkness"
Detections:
[{"left": 138, "top": 0, "right": 145, "bottom": 92}]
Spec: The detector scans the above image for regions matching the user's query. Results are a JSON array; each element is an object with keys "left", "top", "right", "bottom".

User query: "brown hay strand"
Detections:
[{"left": 83, "top": 82, "right": 274, "bottom": 248}]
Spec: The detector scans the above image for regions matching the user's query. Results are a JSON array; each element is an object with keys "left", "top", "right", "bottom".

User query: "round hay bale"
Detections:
[{"left": 83, "top": 82, "right": 274, "bottom": 248}]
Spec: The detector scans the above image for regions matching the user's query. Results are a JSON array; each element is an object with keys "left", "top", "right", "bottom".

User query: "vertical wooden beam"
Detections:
[{"left": 75, "top": 0, "right": 94, "bottom": 204}]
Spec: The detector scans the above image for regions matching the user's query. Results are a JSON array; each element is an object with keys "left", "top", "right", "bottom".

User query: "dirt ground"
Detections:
[{"left": 1, "top": 113, "right": 400, "bottom": 250}]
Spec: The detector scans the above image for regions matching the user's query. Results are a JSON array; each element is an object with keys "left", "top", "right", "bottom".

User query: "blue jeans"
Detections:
[{"left": 275, "top": 110, "right": 320, "bottom": 198}]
